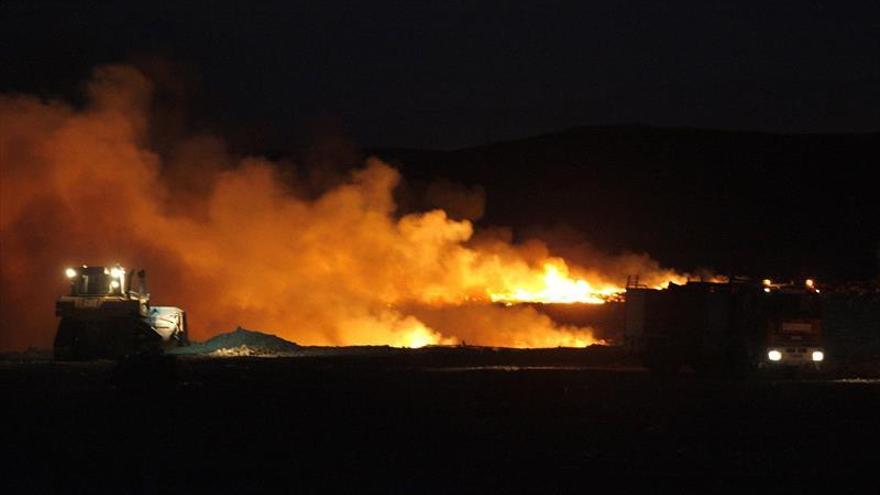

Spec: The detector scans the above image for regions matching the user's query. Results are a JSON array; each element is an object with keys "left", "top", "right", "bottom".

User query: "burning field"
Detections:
[{"left": 0, "top": 64, "right": 686, "bottom": 351}]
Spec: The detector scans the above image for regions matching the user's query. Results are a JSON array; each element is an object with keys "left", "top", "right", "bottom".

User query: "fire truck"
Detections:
[{"left": 624, "top": 278, "right": 823, "bottom": 375}]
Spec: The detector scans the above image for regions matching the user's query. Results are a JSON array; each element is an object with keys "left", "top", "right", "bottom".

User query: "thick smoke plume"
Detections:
[{"left": 0, "top": 65, "right": 682, "bottom": 350}]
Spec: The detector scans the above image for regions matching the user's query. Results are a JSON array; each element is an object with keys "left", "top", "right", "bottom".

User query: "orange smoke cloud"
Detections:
[{"left": 0, "top": 65, "right": 683, "bottom": 350}]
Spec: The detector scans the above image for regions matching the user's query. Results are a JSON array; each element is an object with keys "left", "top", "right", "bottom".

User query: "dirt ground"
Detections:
[{"left": 3, "top": 349, "right": 879, "bottom": 491}]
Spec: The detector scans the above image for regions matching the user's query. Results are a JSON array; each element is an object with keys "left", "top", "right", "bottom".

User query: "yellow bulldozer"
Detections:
[{"left": 54, "top": 264, "right": 188, "bottom": 360}]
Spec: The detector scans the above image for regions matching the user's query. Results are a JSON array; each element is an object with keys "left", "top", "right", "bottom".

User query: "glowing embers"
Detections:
[{"left": 487, "top": 261, "right": 623, "bottom": 305}]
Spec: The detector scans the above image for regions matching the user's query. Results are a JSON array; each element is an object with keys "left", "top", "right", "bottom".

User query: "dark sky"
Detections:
[{"left": 2, "top": 1, "right": 878, "bottom": 149}]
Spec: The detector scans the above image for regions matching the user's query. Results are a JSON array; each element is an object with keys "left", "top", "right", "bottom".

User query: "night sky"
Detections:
[{"left": 2, "top": 1, "right": 878, "bottom": 149}]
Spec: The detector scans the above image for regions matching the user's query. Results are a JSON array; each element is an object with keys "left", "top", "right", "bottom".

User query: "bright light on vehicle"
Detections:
[
  {"left": 762, "top": 279, "right": 772, "bottom": 286},
  {"left": 763, "top": 287, "right": 771, "bottom": 293},
  {"left": 805, "top": 279, "right": 815, "bottom": 288},
  {"left": 110, "top": 267, "right": 124, "bottom": 278},
  {"left": 812, "top": 351, "right": 824, "bottom": 362},
  {"left": 110, "top": 280, "right": 120, "bottom": 289},
  {"left": 768, "top": 350, "right": 782, "bottom": 361},
  {"left": 65, "top": 268, "right": 77, "bottom": 279}
]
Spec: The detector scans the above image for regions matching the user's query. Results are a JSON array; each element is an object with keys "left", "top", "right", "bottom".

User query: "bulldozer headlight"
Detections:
[
  {"left": 65, "top": 268, "right": 77, "bottom": 279},
  {"left": 812, "top": 351, "right": 824, "bottom": 362},
  {"left": 768, "top": 350, "right": 782, "bottom": 361}
]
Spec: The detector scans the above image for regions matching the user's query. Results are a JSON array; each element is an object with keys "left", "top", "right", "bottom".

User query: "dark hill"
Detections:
[{"left": 372, "top": 125, "right": 879, "bottom": 280}]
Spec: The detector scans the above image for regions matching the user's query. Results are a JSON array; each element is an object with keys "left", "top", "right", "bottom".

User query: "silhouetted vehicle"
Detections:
[
  {"left": 625, "top": 278, "right": 823, "bottom": 375},
  {"left": 54, "top": 265, "right": 188, "bottom": 360}
]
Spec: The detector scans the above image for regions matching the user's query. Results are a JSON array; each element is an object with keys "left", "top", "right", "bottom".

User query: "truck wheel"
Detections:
[
  {"left": 721, "top": 342, "right": 755, "bottom": 380},
  {"left": 643, "top": 337, "right": 684, "bottom": 375}
]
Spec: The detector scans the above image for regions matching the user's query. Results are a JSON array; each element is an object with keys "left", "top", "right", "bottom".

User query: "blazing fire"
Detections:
[
  {"left": 487, "top": 261, "right": 623, "bottom": 305},
  {"left": 0, "top": 64, "right": 687, "bottom": 351}
]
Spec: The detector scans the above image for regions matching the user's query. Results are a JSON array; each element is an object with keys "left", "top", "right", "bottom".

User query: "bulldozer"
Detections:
[{"left": 54, "top": 264, "right": 188, "bottom": 360}]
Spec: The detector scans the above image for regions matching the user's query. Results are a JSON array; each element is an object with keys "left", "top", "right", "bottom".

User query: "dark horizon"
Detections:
[{"left": 374, "top": 122, "right": 880, "bottom": 153}]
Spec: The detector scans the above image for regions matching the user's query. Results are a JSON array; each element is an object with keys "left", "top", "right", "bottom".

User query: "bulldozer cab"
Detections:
[{"left": 67, "top": 265, "right": 127, "bottom": 297}]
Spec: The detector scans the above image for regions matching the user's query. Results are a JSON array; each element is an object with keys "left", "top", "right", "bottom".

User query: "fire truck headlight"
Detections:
[
  {"left": 65, "top": 268, "right": 77, "bottom": 279},
  {"left": 812, "top": 351, "right": 824, "bottom": 362},
  {"left": 768, "top": 350, "right": 783, "bottom": 361}
]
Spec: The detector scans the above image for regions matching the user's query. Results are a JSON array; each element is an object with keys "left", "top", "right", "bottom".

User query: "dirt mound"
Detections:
[{"left": 174, "top": 327, "right": 301, "bottom": 357}]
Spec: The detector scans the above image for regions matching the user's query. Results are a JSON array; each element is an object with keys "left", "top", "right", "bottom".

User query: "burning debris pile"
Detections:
[{"left": 0, "top": 64, "right": 685, "bottom": 351}]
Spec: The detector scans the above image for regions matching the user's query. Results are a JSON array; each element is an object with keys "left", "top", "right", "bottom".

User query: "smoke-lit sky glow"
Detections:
[{"left": 0, "top": 66, "right": 685, "bottom": 350}]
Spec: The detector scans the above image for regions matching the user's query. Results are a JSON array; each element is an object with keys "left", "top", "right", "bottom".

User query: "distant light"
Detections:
[
  {"left": 65, "top": 268, "right": 77, "bottom": 279},
  {"left": 764, "top": 287, "right": 771, "bottom": 293},
  {"left": 812, "top": 351, "right": 824, "bottom": 362},
  {"left": 763, "top": 279, "right": 772, "bottom": 286},
  {"left": 805, "top": 279, "right": 815, "bottom": 288},
  {"left": 768, "top": 350, "right": 782, "bottom": 361}
]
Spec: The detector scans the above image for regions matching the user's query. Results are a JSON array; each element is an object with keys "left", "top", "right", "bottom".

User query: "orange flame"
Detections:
[{"left": 487, "top": 261, "right": 623, "bottom": 304}]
